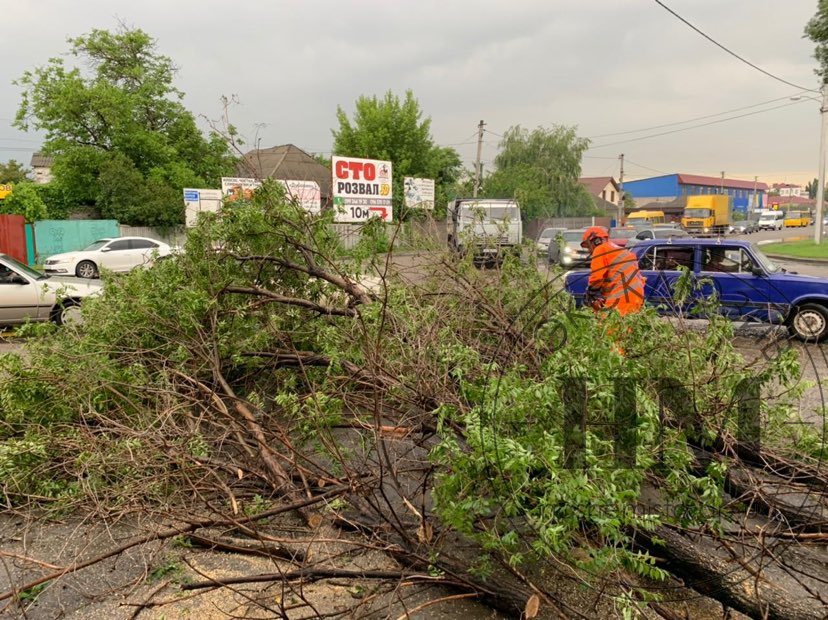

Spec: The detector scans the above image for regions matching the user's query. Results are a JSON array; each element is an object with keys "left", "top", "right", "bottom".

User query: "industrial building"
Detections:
[{"left": 622, "top": 173, "right": 768, "bottom": 220}]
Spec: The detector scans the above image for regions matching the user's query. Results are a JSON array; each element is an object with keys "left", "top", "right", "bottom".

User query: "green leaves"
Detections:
[
  {"left": 482, "top": 125, "right": 593, "bottom": 219},
  {"left": 0, "top": 182, "right": 48, "bottom": 222},
  {"left": 805, "top": 1, "right": 828, "bottom": 85},
  {"left": 0, "top": 159, "right": 30, "bottom": 184},
  {"left": 14, "top": 25, "right": 236, "bottom": 225}
]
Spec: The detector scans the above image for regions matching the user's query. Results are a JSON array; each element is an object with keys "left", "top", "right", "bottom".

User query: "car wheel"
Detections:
[
  {"left": 788, "top": 303, "right": 828, "bottom": 342},
  {"left": 51, "top": 299, "right": 83, "bottom": 326},
  {"left": 76, "top": 260, "right": 98, "bottom": 279}
]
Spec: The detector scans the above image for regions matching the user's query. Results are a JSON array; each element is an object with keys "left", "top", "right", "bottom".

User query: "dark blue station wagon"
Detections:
[{"left": 565, "top": 239, "right": 828, "bottom": 342}]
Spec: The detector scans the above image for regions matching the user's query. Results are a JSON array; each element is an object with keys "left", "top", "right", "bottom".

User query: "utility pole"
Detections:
[
  {"left": 473, "top": 119, "right": 485, "bottom": 198},
  {"left": 720, "top": 171, "right": 725, "bottom": 195},
  {"left": 752, "top": 176, "right": 757, "bottom": 213},
  {"left": 815, "top": 86, "right": 827, "bottom": 244},
  {"left": 617, "top": 153, "right": 625, "bottom": 226}
]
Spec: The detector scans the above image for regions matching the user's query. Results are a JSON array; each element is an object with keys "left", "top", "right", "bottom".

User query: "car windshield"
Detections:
[
  {"left": 564, "top": 231, "right": 585, "bottom": 242},
  {"left": 538, "top": 229, "right": 556, "bottom": 239},
  {"left": 750, "top": 244, "right": 780, "bottom": 274},
  {"left": 1, "top": 255, "right": 48, "bottom": 280},
  {"left": 82, "top": 240, "right": 110, "bottom": 251},
  {"left": 685, "top": 208, "right": 711, "bottom": 218},
  {"left": 459, "top": 202, "right": 518, "bottom": 222}
]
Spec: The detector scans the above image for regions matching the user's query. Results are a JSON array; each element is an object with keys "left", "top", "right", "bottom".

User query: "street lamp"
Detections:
[{"left": 815, "top": 86, "right": 827, "bottom": 244}]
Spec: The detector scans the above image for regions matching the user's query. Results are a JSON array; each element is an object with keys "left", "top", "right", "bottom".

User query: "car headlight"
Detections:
[{"left": 563, "top": 246, "right": 575, "bottom": 254}]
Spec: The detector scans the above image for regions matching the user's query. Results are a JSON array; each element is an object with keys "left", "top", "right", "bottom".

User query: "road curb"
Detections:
[{"left": 763, "top": 253, "right": 828, "bottom": 266}]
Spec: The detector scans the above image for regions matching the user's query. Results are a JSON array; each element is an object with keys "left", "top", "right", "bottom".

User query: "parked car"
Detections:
[
  {"left": 0, "top": 253, "right": 102, "bottom": 325},
  {"left": 564, "top": 239, "right": 828, "bottom": 342},
  {"left": 535, "top": 227, "right": 567, "bottom": 254},
  {"left": 547, "top": 229, "right": 590, "bottom": 268},
  {"left": 626, "top": 228, "right": 690, "bottom": 248},
  {"left": 609, "top": 227, "right": 638, "bottom": 247},
  {"left": 44, "top": 237, "right": 172, "bottom": 279}
]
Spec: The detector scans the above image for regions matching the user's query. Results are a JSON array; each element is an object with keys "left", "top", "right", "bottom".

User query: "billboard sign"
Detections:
[
  {"left": 221, "top": 177, "right": 262, "bottom": 202},
  {"left": 221, "top": 177, "right": 321, "bottom": 214},
  {"left": 283, "top": 180, "right": 321, "bottom": 215},
  {"left": 183, "top": 188, "right": 223, "bottom": 227},
  {"left": 403, "top": 177, "right": 435, "bottom": 210},
  {"left": 332, "top": 156, "right": 393, "bottom": 222}
]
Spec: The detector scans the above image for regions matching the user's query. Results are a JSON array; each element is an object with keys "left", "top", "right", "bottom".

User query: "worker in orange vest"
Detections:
[{"left": 581, "top": 227, "right": 645, "bottom": 316}]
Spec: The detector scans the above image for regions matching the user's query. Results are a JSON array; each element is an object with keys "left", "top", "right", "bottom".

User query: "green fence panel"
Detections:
[
  {"left": 25, "top": 224, "right": 35, "bottom": 266},
  {"left": 32, "top": 220, "right": 120, "bottom": 264}
]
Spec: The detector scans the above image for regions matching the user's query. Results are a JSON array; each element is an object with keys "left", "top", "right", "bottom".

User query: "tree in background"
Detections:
[
  {"left": 806, "top": 178, "right": 819, "bottom": 199},
  {"left": 0, "top": 160, "right": 30, "bottom": 184},
  {"left": 0, "top": 183, "right": 48, "bottom": 223},
  {"left": 332, "top": 90, "right": 462, "bottom": 218},
  {"left": 480, "top": 125, "right": 594, "bottom": 219},
  {"left": 14, "top": 27, "right": 235, "bottom": 227},
  {"left": 806, "top": 1, "right": 828, "bottom": 84}
]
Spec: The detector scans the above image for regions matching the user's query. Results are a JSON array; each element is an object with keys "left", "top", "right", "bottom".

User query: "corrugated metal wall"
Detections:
[
  {"left": 119, "top": 226, "right": 187, "bottom": 248},
  {"left": 30, "top": 220, "right": 120, "bottom": 264},
  {"left": 0, "top": 214, "right": 27, "bottom": 263}
]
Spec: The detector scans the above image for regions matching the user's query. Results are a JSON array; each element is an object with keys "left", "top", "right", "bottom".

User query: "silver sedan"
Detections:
[{"left": 0, "top": 254, "right": 102, "bottom": 325}]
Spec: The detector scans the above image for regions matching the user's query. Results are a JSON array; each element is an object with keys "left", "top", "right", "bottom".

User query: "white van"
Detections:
[{"left": 757, "top": 211, "right": 785, "bottom": 231}]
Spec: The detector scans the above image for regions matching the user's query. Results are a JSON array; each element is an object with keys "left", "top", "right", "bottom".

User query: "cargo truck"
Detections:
[
  {"left": 447, "top": 198, "right": 522, "bottom": 264},
  {"left": 681, "top": 195, "right": 732, "bottom": 236}
]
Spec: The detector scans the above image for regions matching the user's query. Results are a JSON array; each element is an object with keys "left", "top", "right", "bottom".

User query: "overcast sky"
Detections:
[{"left": 0, "top": 0, "right": 823, "bottom": 186}]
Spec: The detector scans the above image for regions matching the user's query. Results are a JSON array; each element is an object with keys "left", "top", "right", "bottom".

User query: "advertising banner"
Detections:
[
  {"left": 221, "top": 177, "right": 321, "bottom": 214},
  {"left": 183, "top": 188, "right": 223, "bottom": 228},
  {"left": 403, "top": 177, "right": 435, "bottom": 210},
  {"left": 283, "top": 180, "right": 321, "bottom": 215},
  {"left": 221, "top": 177, "right": 262, "bottom": 202},
  {"left": 332, "top": 156, "right": 393, "bottom": 222}
]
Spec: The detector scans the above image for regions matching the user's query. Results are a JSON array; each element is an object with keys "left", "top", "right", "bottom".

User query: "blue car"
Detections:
[{"left": 564, "top": 239, "right": 828, "bottom": 342}]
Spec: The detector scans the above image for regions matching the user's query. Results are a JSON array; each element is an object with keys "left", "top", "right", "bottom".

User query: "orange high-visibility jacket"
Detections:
[{"left": 587, "top": 241, "right": 645, "bottom": 315}]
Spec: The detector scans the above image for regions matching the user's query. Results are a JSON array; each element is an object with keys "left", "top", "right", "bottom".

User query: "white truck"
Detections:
[{"left": 446, "top": 198, "right": 522, "bottom": 264}]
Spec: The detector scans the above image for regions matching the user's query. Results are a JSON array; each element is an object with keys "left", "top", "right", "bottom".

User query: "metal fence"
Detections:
[
  {"left": 28, "top": 219, "right": 120, "bottom": 264},
  {"left": 524, "top": 217, "right": 612, "bottom": 241},
  {"left": 119, "top": 226, "right": 188, "bottom": 248}
]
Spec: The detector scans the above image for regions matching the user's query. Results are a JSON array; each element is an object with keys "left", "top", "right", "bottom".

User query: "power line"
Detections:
[
  {"left": 653, "top": 0, "right": 818, "bottom": 93},
  {"left": 588, "top": 98, "right": 810, "bottom": 149},
  {"left": 587, "top": 91, "right": 814, "bottom": 139},
  {"left": 625, "top": 159, "right": 668, "bottom": 175},
  {"left": 0, "top": 137, "right": 43, "bottom": 144}
]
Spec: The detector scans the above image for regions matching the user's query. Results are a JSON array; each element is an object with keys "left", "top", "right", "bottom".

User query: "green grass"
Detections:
[{"left": 764, "top": 239, "right": 828, "bottom": 259}]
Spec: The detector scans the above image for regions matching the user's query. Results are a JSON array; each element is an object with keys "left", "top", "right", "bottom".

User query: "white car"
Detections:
[
  {"left": 44, "top": 237, "right": 172, "bottom": 279},
  {"left": 0, "top": 254, "right": 102, "bottom": 325},
  {"left": 536, "top": 227, "right": 566, "bottom": 253}
]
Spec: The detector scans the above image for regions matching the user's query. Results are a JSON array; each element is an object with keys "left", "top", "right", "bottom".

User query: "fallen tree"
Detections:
[{"left": 0, "top": 186, "right": 825, "bottom": 618}]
